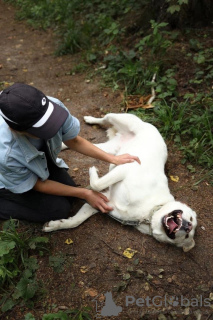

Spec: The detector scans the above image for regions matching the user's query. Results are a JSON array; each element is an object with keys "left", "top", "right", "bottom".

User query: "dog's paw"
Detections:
[
  {"left": 89, "top": 166, "right": 98, "bottom": 177},
  {"left": 42, "top": 219, "right": 66, "bottom": 232},
  {"left": 89, "top": 166, "right": 100, "bottom": 191},
  {"left": 84, "top": 116, "right": 96, "bottom": 124}
]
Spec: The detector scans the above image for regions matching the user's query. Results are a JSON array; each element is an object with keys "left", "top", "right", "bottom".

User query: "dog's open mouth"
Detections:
[{"left": 163, "top": 210, "right": 183, "bottom": 239}]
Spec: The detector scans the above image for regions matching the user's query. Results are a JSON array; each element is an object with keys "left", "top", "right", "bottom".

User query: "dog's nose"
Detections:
[
  {"left": 181, "top": 220, "right": 193, "bottom": 233},
  {"left": 186, "top": 222, "right": 192, "bottom": 233}
]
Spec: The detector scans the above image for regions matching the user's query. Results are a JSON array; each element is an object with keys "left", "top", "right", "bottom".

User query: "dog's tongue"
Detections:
[{"left": 167, "top": 218, "right": 178, "bottom": 233}]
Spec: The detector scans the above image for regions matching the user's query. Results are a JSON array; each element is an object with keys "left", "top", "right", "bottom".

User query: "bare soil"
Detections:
[{"left": 0, "top": 1, "right": 212, "bottom": 319}]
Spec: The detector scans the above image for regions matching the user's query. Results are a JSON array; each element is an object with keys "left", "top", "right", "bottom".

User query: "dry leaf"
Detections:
[
  {"left": 65, "top": 238, "right": 73, "bottom": 245},
  {"left": 73, "top": 168, "right": 79, "bottom": 171},
  {"left": 84, "top": 288, "right": 98, "bottom": 297},
  {"left": 126, "top": 94, "right": 155, "bottom": 112},
  {"left": 170, "top": 175, "right": 179, "bottom": 182},
  {"left": 80, "top": 266, "right": 89, "bottom": 273},
  {"left": 142, "top": 104, "right": 155, "bottom": 109},
  {"left": 123, "top": 248, "right": 137, "bottom": 259}
]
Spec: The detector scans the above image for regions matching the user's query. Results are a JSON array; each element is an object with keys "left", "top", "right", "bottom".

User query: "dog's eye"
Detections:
[
  {"left": 190, "top": 217, "right": 193, "bottom": 222},
  {"left": 185, "top": 234, "right": 189, "bottom": 239}
]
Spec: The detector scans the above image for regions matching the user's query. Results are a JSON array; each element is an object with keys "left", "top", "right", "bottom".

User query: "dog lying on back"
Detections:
[{"left": 44, "top": 113, "right": 197, "bottom": 251}]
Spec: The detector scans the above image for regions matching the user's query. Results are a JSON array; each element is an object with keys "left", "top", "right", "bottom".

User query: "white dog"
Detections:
[{"left": 43, "top": 113, "right": 197, "bottom": 251}]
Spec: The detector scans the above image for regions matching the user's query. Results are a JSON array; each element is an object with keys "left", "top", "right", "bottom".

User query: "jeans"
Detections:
[{"left": 0, "top": 145, "right": 80, "bottom": 223}]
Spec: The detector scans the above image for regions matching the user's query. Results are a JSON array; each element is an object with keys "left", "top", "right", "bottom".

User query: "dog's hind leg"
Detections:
[
  {"left": 43, "top": 203, "right": 98, "bottom": 232},
  {"left": 84, "top": 113, "right": 143, "bottom": 135},
  {"left": 89, "top": 165, "right": 125, "bottom": 192}
]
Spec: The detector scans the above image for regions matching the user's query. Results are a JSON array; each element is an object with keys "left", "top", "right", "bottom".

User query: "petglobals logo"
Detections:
[
  {"left": 93, "top": 291, "right": 123, "bottom": 318},
  {"left": 126, "top": 294, "right": 211, "bottom": 308},
  {"left": 93, "top": 292, "right": 211, "bottom": 318}
]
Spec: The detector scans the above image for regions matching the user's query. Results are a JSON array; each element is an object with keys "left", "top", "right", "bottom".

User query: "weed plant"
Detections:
[{"left": 0, "top": 219, "right": 49, "bottom": 312}]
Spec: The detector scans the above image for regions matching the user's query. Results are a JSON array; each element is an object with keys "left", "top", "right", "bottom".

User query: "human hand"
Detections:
[
  {"left": 84, "top": 190, "right": 113, "bottom": 213},
  {"left": 111, "top": 154, "right": 141, "bottom": 166}
]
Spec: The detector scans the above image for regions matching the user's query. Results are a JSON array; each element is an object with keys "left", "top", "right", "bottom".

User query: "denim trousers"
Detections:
[{"left": 0, "top": 146, "right": 79, "bottom": 223}]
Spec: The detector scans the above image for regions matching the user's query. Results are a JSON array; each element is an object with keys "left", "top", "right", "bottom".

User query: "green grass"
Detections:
[{"left": 0, "top": 219, "right": 49, "bottom": 312}]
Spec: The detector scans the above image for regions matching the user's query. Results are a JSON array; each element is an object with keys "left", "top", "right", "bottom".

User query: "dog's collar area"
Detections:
[
  {"left": 107, "top": 213, "right": 141, "bottom": 226},
  {"left": 106, "top": 205, "right": 163, "bottom": 229}
]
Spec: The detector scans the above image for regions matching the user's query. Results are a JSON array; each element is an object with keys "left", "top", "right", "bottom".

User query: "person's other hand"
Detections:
[{"left": 85, "top": 190, "right": 113, "bottom": 213}]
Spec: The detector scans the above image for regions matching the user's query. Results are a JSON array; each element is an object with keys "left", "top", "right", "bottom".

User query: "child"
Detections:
[{"left": 0, "top": 83, "right": 140, "bottom": 222}]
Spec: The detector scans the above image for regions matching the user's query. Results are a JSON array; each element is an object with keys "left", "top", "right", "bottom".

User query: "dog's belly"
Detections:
[{"left": 108, "top": 168, "right": 173, "bottom": 222}]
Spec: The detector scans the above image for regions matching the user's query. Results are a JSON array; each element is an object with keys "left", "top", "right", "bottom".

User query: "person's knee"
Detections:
[{"left": 46, "top": 198, "right": 71, "bottom": 221}]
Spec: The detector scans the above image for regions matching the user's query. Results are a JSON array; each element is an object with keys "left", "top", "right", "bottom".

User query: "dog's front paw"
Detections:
[
  {"left": 84, "top": 116, "right": 96, "bottom": 124},
  {"left": 89, "top": 166, "right": 100, "bottom": 191},
  {"left": 43, "top": 219, "right": 66, "bottom": 232},
  {"left": 89, "top": 166, "right": 98, "bottom": 177}
]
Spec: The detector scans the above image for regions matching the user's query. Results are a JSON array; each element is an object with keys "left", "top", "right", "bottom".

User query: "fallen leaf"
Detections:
[
  {"left": 142, "top": 103, "right": 155, "bottom": 109},
  {"left": 23, "top": 68, "right": 28, "bottom": 72},
  {"left": 123, "top": 273, "right": 131, "bottom": 280},
  {"left": 170, "top": 175, "right": 179, "bottom": 182},
  {"left": 144, "top": 282, "right": 150, "bottom": 291},
  {"left": 73, "top": 168, "right": 79, "bottom": 171},
  {"left": 65, "top": 238, "right": 73, "bottom": 245},
  {"left": 126, "top": 95, "right": 155, "bottom": 112},
  {"left": 123, "top": 248, "right": 137, "bottom": 259},
  {"left": 80, "top": 266, "right": 89, "bottom": 273},
  {"left": 84, "top": 288, "right": 98, "bottom": 297}
]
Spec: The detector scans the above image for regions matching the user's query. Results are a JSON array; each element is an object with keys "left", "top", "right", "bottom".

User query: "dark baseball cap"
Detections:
[{"left": 0, "top": 83, "right": 68, "bottom": 139}]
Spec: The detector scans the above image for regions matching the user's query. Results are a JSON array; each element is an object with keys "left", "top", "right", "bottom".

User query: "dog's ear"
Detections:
[{"left": 183, "top": 239, "right": 195, "bottom": 252}]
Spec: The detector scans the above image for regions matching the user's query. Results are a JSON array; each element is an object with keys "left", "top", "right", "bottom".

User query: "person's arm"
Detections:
[
  {"left": 33, "top": 179, "right": 113, "bottom": 213},
  {"left": 64, "top": 136, "right": 141, "bottom": 165}
]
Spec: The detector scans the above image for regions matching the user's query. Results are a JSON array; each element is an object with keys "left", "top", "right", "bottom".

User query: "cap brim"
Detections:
[{"left": 26, "top": 101, "right": 68, "bottom": 140}]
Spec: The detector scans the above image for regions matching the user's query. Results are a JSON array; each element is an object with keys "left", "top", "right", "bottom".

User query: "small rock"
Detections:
[
  {"left": 158, "top": 314, "right": 167, "bottom": 320},
  {"left": 183, "top": 307, "right": 190, "bottom": 315},
  {"left": 127, "top": 266, "right": 134, "bottom": 273},
  {"left": 159, "top": 268, "right": 164, "bottom": 274},
  {"left": 194, "top": 309, "right": 202, "bottom": 320},
  {"left": 58, "top": 306, "right": 69, "bottom": 310},
  {"left": 123, "top": 273, "right": 131, "bottom": 280},
  {"left": 144, "top": 282, "right": 150, "bottom": 291},
  {"left": 147, "top": 274, "right": 153, "bottom": 281},
  {"left": 135, "top": 269, "right": 145, "bottom": 278}
]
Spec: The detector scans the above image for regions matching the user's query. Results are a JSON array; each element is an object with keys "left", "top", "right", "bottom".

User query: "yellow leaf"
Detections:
[
  {"left": 170, "top": 175, "right": 179, "bottom": 182},
  {"left": 65, "top": 238, "right": 73, "bottom": 245},
  {"left": 80, "top": 266, "right": 88, "bottom": 273},
  {"left": 123, "top": 248, "right": 137, "bottom": 259},
  {"left": 23, "top": 68, "right": 28, "bottom": 72},
  {"left": 73, "top": 168, "right": 79, "bottom": 171}
]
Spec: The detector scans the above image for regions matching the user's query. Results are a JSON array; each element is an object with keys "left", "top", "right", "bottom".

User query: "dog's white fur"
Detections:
[{"left": 43, "top": 114, "right": 197, "bottom": 251}]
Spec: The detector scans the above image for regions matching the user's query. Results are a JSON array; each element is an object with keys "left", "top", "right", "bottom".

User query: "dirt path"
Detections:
[{"left": 0, "top": 1, "right": 213, "bottom": 319}]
